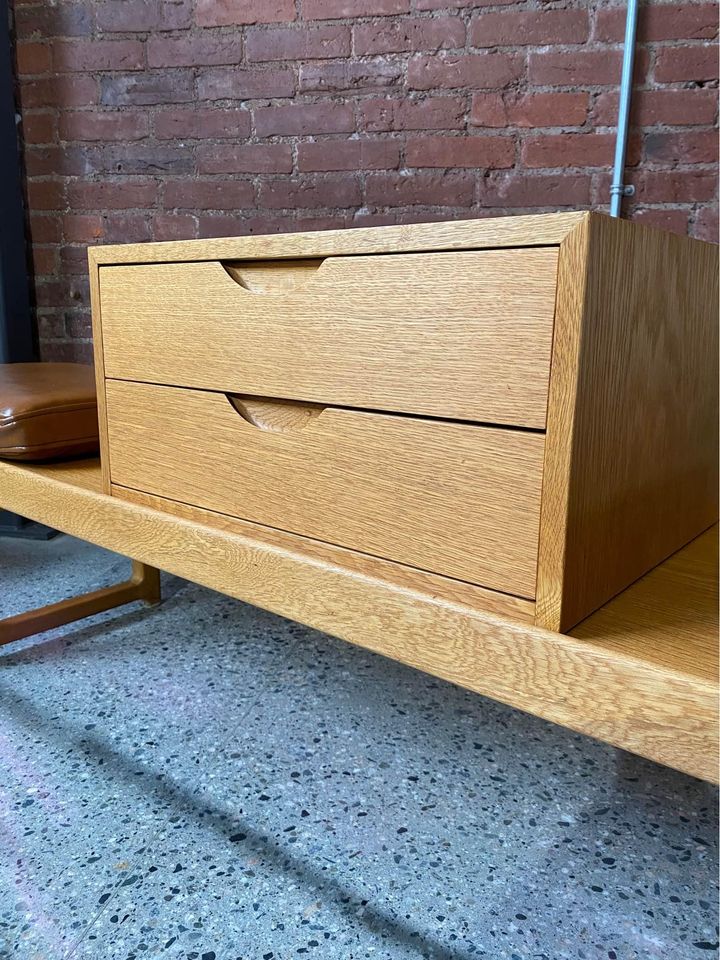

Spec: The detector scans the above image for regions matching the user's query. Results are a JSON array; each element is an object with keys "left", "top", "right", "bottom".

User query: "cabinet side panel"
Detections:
[
  {"left": 535, "top": 217, "right": 590, "bottom": 630},
  {"left": 88, "top": 251, "right": 111, "bottom": 494},
  {"left": 540, "top": 213, "right": 719, "bottom": 632}
]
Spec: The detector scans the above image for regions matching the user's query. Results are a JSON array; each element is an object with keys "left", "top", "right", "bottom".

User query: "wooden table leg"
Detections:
[{"left": 0, "top": 560, "right": 162, "bottom": 646}]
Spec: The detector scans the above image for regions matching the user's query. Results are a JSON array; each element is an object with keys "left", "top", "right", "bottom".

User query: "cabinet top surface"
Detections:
[{"left": 89, "top": 211, "right": 591, "bottom": 266}]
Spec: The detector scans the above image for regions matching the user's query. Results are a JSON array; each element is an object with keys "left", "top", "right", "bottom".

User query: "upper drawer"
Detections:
[{"left": 98, "top": 248, "right": 558, "bottom": 428}]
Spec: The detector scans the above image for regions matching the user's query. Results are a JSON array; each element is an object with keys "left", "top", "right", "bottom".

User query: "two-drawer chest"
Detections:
[{"left": 89, "top": 212, "right": 718, "bottom": 634}]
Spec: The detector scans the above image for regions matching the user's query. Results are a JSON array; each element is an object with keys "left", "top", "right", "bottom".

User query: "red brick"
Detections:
[
  {"left": 594, "top": 88, "right": 718, "bottom": 127},
  {"left": 67, "top": 179, "right": 159, "bottom": 209},
  {"left": 471, "top": 10, "right": 588, "bottom": 46},
  {"left": 303, "top": 0, "right": 409, "bottom": 17},
  {"left": 35, "top": 277, "right": 88, "bottom": 308},
  {"left": 365, "top": 172, "right": 475, "bottom": 206},
  {"left": 29, "top": 214, "right": 61, "bottom": 243},
  {"left": 52, "top": 40, "right": 144, "bottom": 73},
  {"left": 655, "top": 45, "right": 719, "bottom": 82},
  {"left": 479, "top": 172, "right": 592, "bottom": 208},
  {"left": 632, "top": 208, "right": 690, "bottom": 235},
  {"left": 20, "top": 75, "right": 98, "bottom": 108},
  {"left": 360, "top": 96, "right": 465, "bottom": 131},
  {"left": 164, "top": 179, "right": 255, "bottom": 210},
  {"left": 59, "top": 111, "right": 149, "bottom": 141},
  {"left": 298, "top": 140, "right": 400, "bottom": 171},
  {"left": 197, "top": 143, "right": 294, "bottom": 174},
  {"left": 523, "top": 133, "right": 624, "bottom": 169},
  {"left": 15, "top": 42, "right": 52, "bottom": 74},
  {"left": 631, "top": 170, "right": 717, "bottom": 203},
  {"left": 152, "top": 213, "right": 199, "bottom": 241},
  {"left": 26, "top": 179, "right": 65, "bottom": 210},
  {"left": 41, "top": 341, "right": 94, "bottom": 363},
  {"left": 15, "top": 3, "right": 93, "bottom": 38},
  {"left": 60, "top": 244, "right": 92, "bottom": 273},
  {"left": 354, "top": 16, "right": 465, "bottom": 54},
  {"left": 196, "top": 0, "right": 295, "bottom": 26},
  {"left": 406, "top": 135, "right": 514, "bottom": 168},
  {"left": 32, "top": 246, "right": 58, "bottom": 275},
  {"left": 241, "top": 214, "right": 348, "bottom": 234},
  {"left": 147, "top": 35, "right": 243, "bottom": 68},
  {"left": 21, "top": 111, "right": 57, "bottom": 144},
  {"left": 197, "top": 66, "right": 295, "bottom": 100},
  {"left": 408, "top": 53, "right": 523, "bottom": 90},
  {"left": 247, "top": 25, "right": 349, "bottom": 62},
  {"left": 471, "top": 92, "right": 588, "bottom": 128},
  {"left": 154, "top": 108, "right": 251, "bottom": 140},
  {"left": 595, "top": 3, "right": 717, "bottom": 42},
  {"left": 644, "top": 130, "right": 719, "bottom": 164},
  {"left": 299, "top": 60, "right": 402, "bottom": 94},
  {"left": 254, "top": 102, "right": 354, "bottom": 136},
  {"left": 693, "top": 207, "right": 719, "bottom": 243},
  {"left": 101, "top": 72, "right": 195, "bottom": 106},
  {"left": 65, "top": 311, "right": 93, "bottom": 339},
  {"left": 101, "top": 144, "right": 194, "bottom": 175},
  {"left": 25, "top": 145, "right": 97, "bottom": 177},
  {"left": 259, "top": 177, "right": 362, "bottom": 209},
  {"left": 417, "top": 0, "right": 514, "bottom": 7},
  {"left": 37, "top": 313, "right": 67, "bottom": 339},
  {"left": 62, "top": 213, "right": 104, "bottom": 241},
  {"left": 529, "top": 50, "right": 623, "bottom": 86},
  {"left": 63, "top": 212, "right": 150, "bottom": 243},
  {"left": 97, "top": 0, "right": 192, "bottom": 32},
  {"left": 53, "top": 39, "right": 144, "bottom": 72}
]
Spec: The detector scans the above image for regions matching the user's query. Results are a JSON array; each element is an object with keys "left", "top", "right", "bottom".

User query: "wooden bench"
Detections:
[{"left": 1, "top": 455, "right": 716, "bottom": 783}]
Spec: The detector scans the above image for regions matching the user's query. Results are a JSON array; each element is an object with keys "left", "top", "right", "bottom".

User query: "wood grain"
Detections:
[
  {"left": 88, "top": 211, "right": 586, "bottom": 265},
  {"left": 88, "top": 253, "right": 112, "bottom": 494},
  {"left": 117, "top": 485, "right": 537, "bottom": 624},
  {"left": 0, "top": 455, "right": 715, "bottom": 781},
  {"left": 105, "top": 379, "right": 545, "bottom": 597},
  {"left": 537, "top": 213, "right": 719, "bottom": 631},
  {"left": 572, "top": 525, "right": 718, "bottom": 685},
  {"left": 98, "top": 248, "right": 559, "bottom": 427}
]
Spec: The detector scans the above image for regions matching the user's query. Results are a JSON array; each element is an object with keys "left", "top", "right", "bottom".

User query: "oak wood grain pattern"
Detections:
[
  {"left": 224, "top": 258, "right": 323, "bottom": 293},
  {"left": 88, "top": 254, "right": 111, "bottom": 494},
  {"left": 572, "top": 525, "right": 718, "bottom": 685},
  {"left": 116, "top": 485, "right": 537, "bottom": 624},
  {"left": 0, "top": 560, "right": 160, "bottom": 645},
  {"left": 88, "top": 212, "right": 586, "bottom": 266},
  {"left": 98, "top": 248, "right": 559, "bottom": 427},
  {"left": 105, "top": 380, "right": 545, "bottom": 597},
  {"left": 537, "top": 213, "right": 719, "bottom": 631},
  {"left": 0, "top": 456, "right": 715, "bottom": 781}
]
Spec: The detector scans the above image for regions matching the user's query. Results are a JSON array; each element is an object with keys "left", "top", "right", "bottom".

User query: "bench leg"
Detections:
[{"left": 0, "top": 560, "right": 161, "bottom": 646}]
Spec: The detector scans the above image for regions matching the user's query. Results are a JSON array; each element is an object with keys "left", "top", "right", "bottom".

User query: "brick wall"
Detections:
[{"left": 11, "top": 0, "right": 719, "bottom": 362}]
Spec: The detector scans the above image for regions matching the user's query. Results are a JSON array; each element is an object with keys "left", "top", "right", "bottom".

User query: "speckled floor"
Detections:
[{"left": 0, "top": 533, "right": 717, "bottom": 960}]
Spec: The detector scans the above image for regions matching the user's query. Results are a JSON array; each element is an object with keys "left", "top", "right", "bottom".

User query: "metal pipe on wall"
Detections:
[{"left": 610, "top": 0, "right": 640, "bottom": 217}]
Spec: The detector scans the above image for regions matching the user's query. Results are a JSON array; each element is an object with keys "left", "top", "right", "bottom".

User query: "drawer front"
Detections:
[
  {"left": 105, "top": 380, "right": 545, "bottom": 598},
  {"left": 99, "top": 248, "right": 558, "bottom": 429}
]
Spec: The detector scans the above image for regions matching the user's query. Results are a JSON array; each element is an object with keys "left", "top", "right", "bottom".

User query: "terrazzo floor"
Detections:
[{"left": 0, "top": 533, "right": 717, "bottom": 960}]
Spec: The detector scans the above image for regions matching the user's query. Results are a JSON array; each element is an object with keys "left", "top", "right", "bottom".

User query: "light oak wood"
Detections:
[
  {"left": 88, "top": 255, "right": 112, "bottom": 493},
  {"left": 0, "top": 456, "right": 716, "bottom": 781},
  {"left": 572, "top": 525, "right": 718, "bottom": 685},
  {"left": 98, "top": 248, "right": 559, "bottom": 427},
  {"left": 537, "top": 213, "right": 719, "bottom": 630},
  {"left": 88, "top": 212, "right": 586, "bottom": 265},
  {"left": 0, "top": 560, "right": 160, "bottom": 645},
  {"left": 116, "top": 486, "right": 537, "bottom": 624},
  {"left": 224, "top": 258, "right": 323, "bottom": 293},
  {"left": 105, "top": 379, "right": 545, "bottom": 597}
]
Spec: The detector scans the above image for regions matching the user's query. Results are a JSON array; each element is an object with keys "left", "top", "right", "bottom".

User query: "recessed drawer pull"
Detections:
[
  {"left": 227, "top": 394, "right": 326, "bottom": 433},
  {"left": 222, "top": 258, "right": 324, "bottom": 294}
]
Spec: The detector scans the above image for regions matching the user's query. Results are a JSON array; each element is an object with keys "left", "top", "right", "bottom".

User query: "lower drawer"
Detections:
[{"left": 105, "top": 380, "right": 545, "bottom": 597}]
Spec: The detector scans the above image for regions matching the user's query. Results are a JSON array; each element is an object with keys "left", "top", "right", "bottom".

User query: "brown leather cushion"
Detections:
[{"left": 0, "top": 362, "right": 99, "bottom": 461}]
